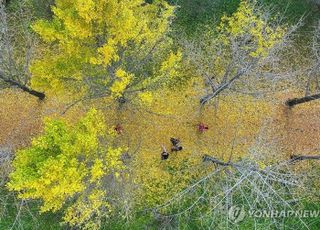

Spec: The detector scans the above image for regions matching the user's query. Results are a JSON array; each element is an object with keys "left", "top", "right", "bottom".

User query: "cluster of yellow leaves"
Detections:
[
  {"left": 110, "top": 68, "right": 133, "bottom": 98},
  {"left": 30, "top": 0, "right": 176, "bottom": 102},
  {"left": 7, "top": 109, "right": 125, "bottom": 229},
  {"left": 136, "top": 49, "right": 183, "bottom": 104},
  {"left": 218, "top": 0, "right": 287, "bottom": 58},
  {"left": 138, "top": 91, "right": 154, "bottom": 106},
  {"left": 64, "top": 189, "right": 111, "bottom": 229},
  {"left": 160, "top": 50, "right": 183, "bottom": 79}
]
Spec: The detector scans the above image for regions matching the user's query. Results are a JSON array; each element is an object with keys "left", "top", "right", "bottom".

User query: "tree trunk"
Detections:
[
  {"left": 19, "top": 84, "right": 46, "bottom": 100},
  {"left": 0, "top": 77, "right": 45, "bottom": 100},
  {"left": 285, "top": 93, "right": 320, "bottom": 107}
]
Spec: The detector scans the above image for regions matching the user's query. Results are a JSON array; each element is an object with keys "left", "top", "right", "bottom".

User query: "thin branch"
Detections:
[
  {"left": 289, "top": 154, "right": 320, "bottom": 164},
  {"left": 203, "top": 155, "right": 234, "bottom": 167},
  {"left": 203, "top": 154, "right": 320, "bottom": 168}
]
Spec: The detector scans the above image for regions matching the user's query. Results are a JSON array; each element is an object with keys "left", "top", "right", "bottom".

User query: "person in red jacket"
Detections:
[{"left": 198, "top": 123, "right": 209, "bottom": 133}]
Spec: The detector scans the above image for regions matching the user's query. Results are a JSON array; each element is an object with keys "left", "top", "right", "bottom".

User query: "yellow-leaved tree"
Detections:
[
  {"left": 184, "top": 0, "right": 290, "bottom": 105},
  {"left": 30, "top": 0, "right": 182, "bottom": 104},
  {"left": 8, "top": 109, "right": 125, "bottom": 229}
]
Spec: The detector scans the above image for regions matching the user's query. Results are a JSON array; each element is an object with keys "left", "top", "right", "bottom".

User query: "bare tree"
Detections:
[
  {"left": 152, "top": 152, "right": 320, "bottom": 229},
  {"left": 182, "top": 2, "right": 300, "bottom": 106},
  {"left": 0, "top": 0, "right": 45, "bottom": 100},
  {"left": 286, "top": 20, "right": 320, "bottom": 107}
]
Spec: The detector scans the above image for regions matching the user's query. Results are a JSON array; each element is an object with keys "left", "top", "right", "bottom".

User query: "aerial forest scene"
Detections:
[{"left": 1, "top": 0, "right": 320, "bottom": 229}]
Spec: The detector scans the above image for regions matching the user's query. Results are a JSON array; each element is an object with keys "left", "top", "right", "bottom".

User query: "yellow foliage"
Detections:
[
  {"left": 160, "top": 50, "right": 183, "bottom": 79},
  {"left": 110, "top": 68, "right": 133, "bottom": 98},
  {"left": 218, "top": 0, "right": 286, "bottom": 58},
  {"left": 138, "top": 91, "right": 153, "bottom": 105},
  {"left": 7, "top": 109, "right": 125, "bottom": 228},
  {"left": 90, "top": 79, "right": 271, "bottom": 206},
  {"left": 64, "top": 189, "right": 110, "bottom": 229},
  {"left": 30, "top": 0, "right": 177, "bottom": 102}
]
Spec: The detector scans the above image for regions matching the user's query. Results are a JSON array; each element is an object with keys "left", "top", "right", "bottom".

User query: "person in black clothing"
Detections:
[
  {"left": 170, "top": 137, "right": 183, "bottom": 152},
  {"left": 161, "top": 145, "right": 169, "bottom": 160}
]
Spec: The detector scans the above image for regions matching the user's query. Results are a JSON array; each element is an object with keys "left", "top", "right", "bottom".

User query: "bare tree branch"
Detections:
[
  {"left": 0, "top": 1, "right": 46, "bottom": 100},
  {"left": 289, "top": 154, "right": 320, "bottom": 163},
  {"left": 285, "top": 93, "right": 320, "bottom": 107}
]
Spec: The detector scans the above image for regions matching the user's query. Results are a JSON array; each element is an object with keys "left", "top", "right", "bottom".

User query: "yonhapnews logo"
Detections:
[
  {"left": 228, "top": 206, "right": 320, "bottom": 223},
  {"left": 228, "top": 205, "right": 246, "bottom": 223}
]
